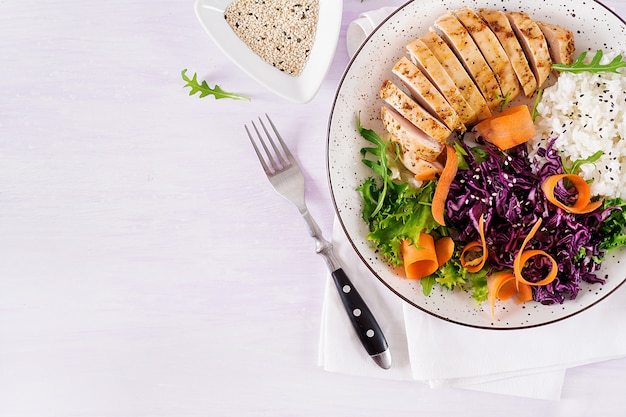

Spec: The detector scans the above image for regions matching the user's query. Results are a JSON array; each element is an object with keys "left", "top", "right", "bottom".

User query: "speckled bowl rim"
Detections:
[{"left": 326, "top": 0, "right": 626, "bottom": 329}]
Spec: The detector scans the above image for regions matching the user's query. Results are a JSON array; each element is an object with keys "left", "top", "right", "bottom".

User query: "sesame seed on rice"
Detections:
[{"left": 529, "top": 53, "right": 626, "bottom": 198}]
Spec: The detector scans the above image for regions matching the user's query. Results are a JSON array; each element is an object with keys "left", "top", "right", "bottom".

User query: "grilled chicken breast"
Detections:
[
  {"left": 434, "top": 13, "right": 502, "bottom": 112},
  {"left": 537, "top": 22, "right": 575, "bottom": 65},
  {"left": 478, "top": 8, "right": 537, "bottom": 97},
  {"left": 379, "top": 79, "right": 452, "bottom": 144},
  {"left": 380, "top": 106, "right": 443, "bottom": 165},
  {"left": 506, "top": 11, "right": 552, "bottom": 88},
  {"left": 408, "top": 158, "right": 444, "bottom": 179},
  {"left": 392, "top": 56, "right": 464, "bottom": 132},
  {"left": 377, "top": 7, "right": 576, "bottom": 166},
  {"left": 406, "top": 38, "right": 479, "bottom": 126},
  {"left": 420, "top": 30, "right": 491, "bottom": 121},
  {"left": 453, "top": 7, "right": 520, "bottom": 103}
]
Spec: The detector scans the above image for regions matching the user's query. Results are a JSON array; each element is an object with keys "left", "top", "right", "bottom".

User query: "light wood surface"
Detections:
[{"left": 2, "top": 1, "right": 626, "bottom": 415}]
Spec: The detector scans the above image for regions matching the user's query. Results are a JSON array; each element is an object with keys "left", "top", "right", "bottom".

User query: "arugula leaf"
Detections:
[
  {"left": 453, "top": 141, "right": 470, "bottom": 171},
  {"left": 356, "top": 117, "right": 440, "bottom": 266},
  {"left": 562, "top": 150, "right": 603, "bottom": 175},
  {"left": 357, "top": 115, "right": 391, "bottom": 217},
  {"left": 469, "top": 146, "right": 489, "bottom": 164},
  {"left": 181, "top": 69, "right": 251, "bottom": 101},
  {"left": 531, "top": 88, "right": 543, "bottom": 121},
  {"left": 552, "top": 50, "right": 626, "bottom": 74},
  {"left": 496, "top": 90, "right": 512, "bottom": 112}
]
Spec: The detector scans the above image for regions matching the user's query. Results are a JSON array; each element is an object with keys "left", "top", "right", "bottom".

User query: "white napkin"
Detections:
[
  {"left": 346, "top": 7, "right": 398, "bottom": 58},
  {"left": 319, "top": 218, "right": 626, "bottom": 399}
]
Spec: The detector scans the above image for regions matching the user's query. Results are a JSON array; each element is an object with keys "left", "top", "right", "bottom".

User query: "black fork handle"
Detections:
[{"left": 330, "top": 267, "right": 391, "bottom": 369}]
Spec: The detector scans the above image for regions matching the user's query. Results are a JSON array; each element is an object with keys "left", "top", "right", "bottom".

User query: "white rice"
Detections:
[{"left": 529, "top": 57, "right": 626, "bottom": 198}]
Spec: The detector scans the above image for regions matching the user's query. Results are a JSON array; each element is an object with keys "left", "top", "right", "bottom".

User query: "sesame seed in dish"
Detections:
[{"left": 224, "top": 0, "right": 320, "bottom": 76}]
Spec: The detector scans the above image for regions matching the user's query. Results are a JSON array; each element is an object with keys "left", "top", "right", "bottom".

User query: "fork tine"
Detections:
[
  {"left": 244, "top": 123, "right": 273, "bottom": 174},
  {"left": 252, "top": 120, "right": 277, "bottom": 168},
  {"left": 264, "top": 114, "right": 295, "bottom": 165},
  {"left": 258, "top": 115, "right": 289, "bottom": 168},
  {"left": 253, "top": 119, "right": 286, "bottom": 174}
]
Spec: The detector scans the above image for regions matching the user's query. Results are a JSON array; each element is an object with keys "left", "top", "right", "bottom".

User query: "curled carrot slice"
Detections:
[
  {"left": 515, "top": 249, "right": 558, "bottom": 287},
  {"left": 516, "top": 280, "right": 533, "bottom": 304},
  {"left": 435, "top": 236, "right": 454, "bottom": 268},
  {"left": 431, "top": 144, "right": 459, "bottom": 226},
  {"left": 460, "top": 214, "right": 487, "bottom": 273},
  {"left": 513, "top": 218, "right": 558, "bottom": 288},
  {"left": 401, "top": 234, "right": 439, "bottom": 279},
  {"left": 487, "top": 271, "right": 533, "bottom": 319},
  {"left": 541, "top": 173, "right": 603, "bottom": 214}
]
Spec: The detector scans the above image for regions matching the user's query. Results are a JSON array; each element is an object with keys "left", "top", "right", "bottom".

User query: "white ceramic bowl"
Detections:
[
  {"left": 327, "top": 0, "right": 626, "bottom": 329},
  {"left": 194, "top": 0, "right": 342, "bottom": 103}
]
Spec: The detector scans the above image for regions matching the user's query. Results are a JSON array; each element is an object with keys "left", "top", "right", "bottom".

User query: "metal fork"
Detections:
[{"left": 245, "top": 114, "right": 391, "bottom": 370}]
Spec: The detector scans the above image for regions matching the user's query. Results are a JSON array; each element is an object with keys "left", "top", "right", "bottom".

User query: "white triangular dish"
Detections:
[{"left": 194, "top": 0, "right": 342, "bottom": 103}]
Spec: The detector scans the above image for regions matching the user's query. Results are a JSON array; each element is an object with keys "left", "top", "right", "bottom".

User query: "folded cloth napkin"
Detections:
[
  {"left": 319, "top": 218, "right": 626, "bottom": 399},
  {"left": 346, "top": 7, "right": 398, "bottom": 58}
]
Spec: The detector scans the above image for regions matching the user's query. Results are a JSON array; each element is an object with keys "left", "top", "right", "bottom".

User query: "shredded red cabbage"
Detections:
[{"left": 446, "top": 138, "right": 614, "bottom": 304}]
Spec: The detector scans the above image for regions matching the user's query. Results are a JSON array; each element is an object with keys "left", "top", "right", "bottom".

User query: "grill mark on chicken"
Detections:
[
  {"left": 392, "top": 56, "right": 464, "bottom": 132},
  {"left": 506, "top": 11, "right": 552, "bottom": 88},
  {"left": 479, "top": 8, "right": 538, "bottom": 97},
  {"left": 420, "top": 30, "right": 491, "bottom": 121},
  {"left": 406, "top": 38, "right": 479, "bottom": 126},
  {"left": 453, "top": 7, "right": 520, "bottom": 104},
  {"left": 380, "top": 79, "right": 452, "bottom": 144},
  {"left": 434, "top": 13, "right": 503, "bottom": 112},
  {"left": 380, "top": 106, "right": 443, "bottom": 166}
]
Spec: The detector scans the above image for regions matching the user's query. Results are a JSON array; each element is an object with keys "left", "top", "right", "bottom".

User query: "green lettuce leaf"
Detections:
[{"left": 600, "top": 198, "right": 626, "bottom": 252}]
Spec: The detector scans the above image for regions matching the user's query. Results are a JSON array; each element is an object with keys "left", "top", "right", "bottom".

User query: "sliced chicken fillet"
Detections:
[
  {"left": 380, "top": 106, "right": 443, "bottom": 166},
  {"left": 406, "top": 38, "right": 479, "bottom": 126},
  {"left": 453, "top": 7, "right": 520, "bottom": 103},
  {"left": 434, "top": 13, "right": 502, "bottom": 112},
  {"left": 537, "top": 22, "right": 575, "bottom": 66},
  {"left": 420, "top": 30, "right": 491, "bottom": 121},
  {"left": 392, "top": 56, "right": 464, "bottom": 132},
  {"left": 479, "top": 8, "right": 537, "bottom": 97},
  {"left": 380, "top": 79, "right": 452, "bottom": 144},
  {"left": 407, "top": 158, "right": 444, "bottom": 179},
  {"left": 506, "top": 11, "right": 552, "bottom": 88}
]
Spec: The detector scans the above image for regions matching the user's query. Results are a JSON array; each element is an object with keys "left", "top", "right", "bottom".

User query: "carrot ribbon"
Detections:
[
  {"left": 542, "top": 173, "right": 603, "bottom": 214},
  {"left": 460, "top": 214, "right": 487, "bottom": 273},
  {"left": 487, "top": 271, "right": 533, "bottom": 319},
  {"left": 472, "top": 105, "right": 536, "bottom": 150},
  {"left": 431, "top": 144, "right": 459, "bottom": 226},
  {"left": 513, "top": 218, "right": 558, "bottom": 288}
]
